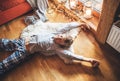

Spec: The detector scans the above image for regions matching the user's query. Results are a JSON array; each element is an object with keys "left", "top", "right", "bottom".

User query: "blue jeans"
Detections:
[{"left": 0, "top": 38, "right": 28, "bottom": 74}]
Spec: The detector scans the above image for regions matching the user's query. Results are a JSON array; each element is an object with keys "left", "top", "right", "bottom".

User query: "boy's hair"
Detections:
[{"left": 59, "top": 36, "right": 73, "bottom": 48}]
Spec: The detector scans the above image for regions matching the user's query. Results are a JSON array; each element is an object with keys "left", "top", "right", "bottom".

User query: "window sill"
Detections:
[{"left": 50, "top": 0, "right": 100, "bottom": 34}]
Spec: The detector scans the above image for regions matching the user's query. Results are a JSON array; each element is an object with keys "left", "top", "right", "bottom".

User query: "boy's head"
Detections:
[{"left": 53, "top": 34, "right": 73, "bottom": 48}]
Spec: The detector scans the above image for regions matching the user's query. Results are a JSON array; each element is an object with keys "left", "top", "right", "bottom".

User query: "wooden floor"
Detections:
[{"left": 0, "top": 9, "right": 120, "bottom": 81}]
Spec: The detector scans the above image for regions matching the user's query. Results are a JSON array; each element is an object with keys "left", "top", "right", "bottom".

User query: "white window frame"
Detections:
[{"left": 79, "top": 0, "right": 103, "bottom": 13}]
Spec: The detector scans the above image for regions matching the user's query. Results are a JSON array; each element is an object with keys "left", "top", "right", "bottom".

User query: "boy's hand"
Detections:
[
  {"left": 90, "top": 59, "right": 100, "bottom": 68},
  {"left": 80, "top": 23, "right": 90, "bottom": 31}
]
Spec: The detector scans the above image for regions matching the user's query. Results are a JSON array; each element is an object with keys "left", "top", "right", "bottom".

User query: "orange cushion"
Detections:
[
  {"left": 0, "top": 2, "right": 32, "bottom": 25},
  {"left": 0, "top": 0, "right": 25, "bottom": 11}
]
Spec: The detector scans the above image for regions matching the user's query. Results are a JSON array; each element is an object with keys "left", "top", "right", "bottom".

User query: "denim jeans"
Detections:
[{"left": 0, "top": 38, "right": 28, "bottom": 74}]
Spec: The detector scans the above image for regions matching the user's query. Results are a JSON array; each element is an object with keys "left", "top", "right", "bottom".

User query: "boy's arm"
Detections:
[
  {"left": 56, "top": 49, "right": 100, "bottom": 68},
  {"left": 46, "top": 22, "right": 88, "bottom": 33},
  {"left": 56, "top": 22, "right": 88, "bottom": 33},
  {"left": 56, "top": 49, "right": 84, "bottom": 62}
]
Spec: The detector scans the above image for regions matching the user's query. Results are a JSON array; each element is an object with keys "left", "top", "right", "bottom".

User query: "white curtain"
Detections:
[{"left": 26, "top": 0, "right": 49, "bottom": 22}]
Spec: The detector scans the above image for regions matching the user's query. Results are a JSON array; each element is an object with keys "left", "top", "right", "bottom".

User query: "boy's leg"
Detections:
[
  {"left": 0, "top": 38, "right": 17, "bottom": 51},
  {"left": 0, "top": 38, "right": 29, "bottom": 74},
  {"left": 0, "top": 62, "right": 4, "bottom": 74}
]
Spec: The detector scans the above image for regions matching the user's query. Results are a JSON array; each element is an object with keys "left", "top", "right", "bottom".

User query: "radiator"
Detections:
[{"left": 106, "top": 21, "right": 120, "bottom": 53}]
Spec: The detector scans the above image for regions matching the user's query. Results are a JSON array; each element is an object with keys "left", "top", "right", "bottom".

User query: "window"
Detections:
[{"left": 79, "top": 0, "right": 103, "bottom": 12}]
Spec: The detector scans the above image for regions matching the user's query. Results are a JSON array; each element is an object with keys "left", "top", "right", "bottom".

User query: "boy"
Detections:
[{"left": 0, "top": 22, "right": 99, "bottom": 75}]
